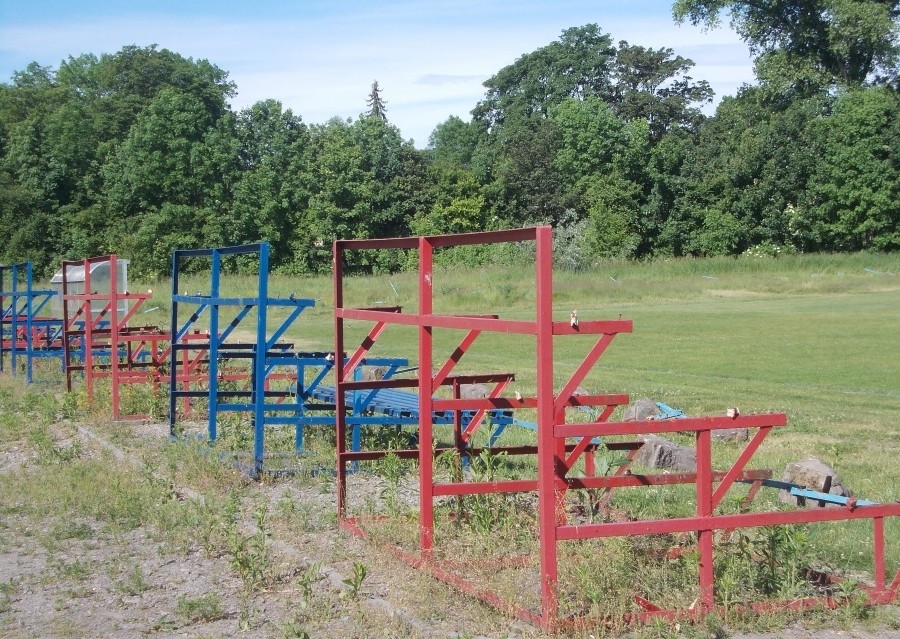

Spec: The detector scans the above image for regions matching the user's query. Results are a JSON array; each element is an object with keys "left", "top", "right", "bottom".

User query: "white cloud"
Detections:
[
  {"left": 415, "top": 74, "right": 488, "bottom": 86},
  {"left": 1, "top": 6, "right": 755, "bottom": 147}
]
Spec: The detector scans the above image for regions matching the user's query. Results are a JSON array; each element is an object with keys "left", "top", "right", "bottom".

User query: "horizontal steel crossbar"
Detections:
[{"left": 556, "top": 413, "right": 788, "bottom": 438}]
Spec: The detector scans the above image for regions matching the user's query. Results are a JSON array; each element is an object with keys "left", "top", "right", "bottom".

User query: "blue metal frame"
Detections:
[
  {"left": 167, "top": 243, "right": 514, "bottom": 477},
  {"left": 168, "top": 243, "right": 318, "bottom": 477},
  {"left": 0, "top": 262, "right": 65, "bottom": 383},
  {"left": 308, "top": 378, "right": 515, "bottom": 451}
]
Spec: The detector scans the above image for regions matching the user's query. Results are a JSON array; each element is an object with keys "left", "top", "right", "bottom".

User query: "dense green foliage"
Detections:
[{"left": 1, "top": 14, "right": 898, "bottom": 277}]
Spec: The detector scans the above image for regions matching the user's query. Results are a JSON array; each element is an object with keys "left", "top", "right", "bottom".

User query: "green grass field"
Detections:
[
  {"left": 151, "top": 254, "right": 900, "bottom": 527},
  {"left": 160, "top": 250, "right": 900, "bottom": 607},
  {"left": 3, "top": 250, "right": 898, "bottom": 636}
]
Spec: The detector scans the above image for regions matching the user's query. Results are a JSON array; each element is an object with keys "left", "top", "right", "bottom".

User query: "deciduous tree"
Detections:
[{"left": 674, "top": 0, "right": 900, "bottom": 87}]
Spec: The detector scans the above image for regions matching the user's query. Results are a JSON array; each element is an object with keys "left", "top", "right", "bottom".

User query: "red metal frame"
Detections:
[
  {"left": 332, "top": 227, "right": 900, "bottom": 630},
  {"left": 61, "top": 255, "right": 171, "bottom": 420}
]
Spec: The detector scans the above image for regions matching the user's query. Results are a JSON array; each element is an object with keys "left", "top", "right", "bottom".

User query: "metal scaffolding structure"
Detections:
[
  {"left": 167, "top": 243, "right": 317, "bottom": 477},
  {"left": 166, "top": 242, "right": 504, "bottom": 476},
  {"left": 332, "top": 226, "right": 900, "bottom": 630},
  {"left": 61, "top": 254, "right": 169, "bottom": 420},
  {"left": 0, "top": 262, "right": 64, "bottom": 383}
]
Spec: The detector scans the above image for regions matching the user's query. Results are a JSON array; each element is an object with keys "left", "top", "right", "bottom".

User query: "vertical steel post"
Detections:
[
  {"left": 109, "top": 255, "right": 121, "bottom": 420},
  {"left": 696, "top": 427, "right": 715, "bottom": 609},
  {"left": 334, "top": 241, "right": 348, "bottom": 518},
  {"left": 10, "top": 265, "right": 19, "bottom": 377},
  {"left": 253, "top": 244, "right": 270, "bottom": 476},
  {"left": 295, "top": 361, "right": 306, "bottom": 453},
  {"left": 168, "top": 251, "right": 180, "bottom": 437},
  {"left": 419, "top": 236, "right": 435, "bottom": 555},
  {"left": 874, "top": 517, "right": 885, "bottom": 592},
  {"left": 0, "top": 266, "right": 6, "bottom": 375},
  {"left": 62, "top": 262, "right": 72, "bottom": 391},
  {"left": 535, "top": 226, "right": 558, "bottom": 625},
  {"left": 208, "top": 249, "right": 221, "bottom": 442},
  {"left": 24, "top": 263, "right": 35, "bottom": 383},
  {"left": 83, "top": 260, "right": 94, "bottom": 403}
]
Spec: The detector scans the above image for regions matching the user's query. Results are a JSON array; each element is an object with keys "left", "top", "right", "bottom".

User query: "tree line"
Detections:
[{"left": 1, "top": 1, "right": 897, "bottom": 279}]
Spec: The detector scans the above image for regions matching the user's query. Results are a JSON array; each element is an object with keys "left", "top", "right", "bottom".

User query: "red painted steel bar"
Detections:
[
  {"left": 62, "top": 254, "right": 173, "bottom": 420},
  {"left": 432, "top": 327, "right": 484, "bottom": 387},
  {"left": 427, "top": 227, "right": 540, "bottom": 248},
  {"left": 332, "top": 226, "right": 899, "bottom": 631},
  {"left": 109, "top": 255, "right": 121, "bottom": 419},
  {"left": 552, "top": 319, "right": 634, "bottom": 335},
  {"left": 874, "top": 517, "right": 885, "bottom": 591},
  {"left": 343, "top": 318, "right": 394, "bottom": 381},
  {"left": 460, "top": 378, "right": 510, "bottom": 442},
  {"left": 556, "top": 413, "right": 788, "bottom": 438},
  {"left": 332, "top": 242, "right": 348, "bottom": 519},
  {"left": 338, "top": 307, "right": 537, "bottom": 334},
  {"left": 696, "top": 427, "right": 715, "bottom": 609},
  {"left": 564, "top": 436, "right": 599, "bottom": 471},
  {"left": 534, "top": 226, "right": 560, "bottom": 622},
  {"left": 338, "top": 516, "right": 545, "bottom": 628},
  {"left": 433, "top": 479, "right": 539, "bottom": 496},
  {"left": 418, "top": 235, "right": 435, "bottom": 554},
  {"left": 557, "top": 503, "right": 900, "bottom": 540},
  {"left": 433, "top": 396, "right": 536, "bottom": 410},
  {"left": 566, "top": 468, "right": 772, "bottom": 490},
  {"left": 710, "top": 426, "right": 772, "bottom": 509}
]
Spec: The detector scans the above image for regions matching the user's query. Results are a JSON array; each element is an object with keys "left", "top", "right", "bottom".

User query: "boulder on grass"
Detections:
[
  {"left": 635, "top": 435, "right": 696, "bottom": 472},
  {"left": 779, "top": 457, "right": 853, "bottom": 508},
  {"left": 460, "top": 383, "right": 490, "bottom": 399},
  {"left": 362, "top": 366, "right": 388, "bottom": 381},
  {"left": 712, "top": 428, "right": 750, "bottom": 443},
  {"left": 624, "top": 397, "right": 661, "bottom": 422}
]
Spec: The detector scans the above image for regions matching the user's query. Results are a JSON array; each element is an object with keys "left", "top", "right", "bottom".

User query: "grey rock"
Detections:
[
  {"left": 712, "top": 427, "right": 750, "bottom": 442},
  {"left": 635, "top": 435, "right": 696, "bottom": 472},
  {"left": 624, "top": 397, "right": 661, "bottom": 422},
  {"left": 362, "top": 366, "right": 388, "bottom": 381},
  {"left": 779, "top": 457, "right": 852, "bottom": 508},
  {"left": 459, "top": 383, "right": 489, "bottom": 399}
]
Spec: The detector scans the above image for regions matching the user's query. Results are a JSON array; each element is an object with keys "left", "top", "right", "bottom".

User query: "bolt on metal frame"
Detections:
[{"left": 333, "top": 226, "right": 900, "bottom": 631}]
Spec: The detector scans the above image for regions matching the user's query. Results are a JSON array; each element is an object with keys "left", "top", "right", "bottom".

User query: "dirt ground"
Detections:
[{"left": 0, "top": 420, "right": 898, "bottom": 639}]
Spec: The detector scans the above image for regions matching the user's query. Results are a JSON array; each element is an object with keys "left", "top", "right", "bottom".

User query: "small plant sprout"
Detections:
[
  {"left": 297, "top": 562, "right": 322, "bottom": 609},
  {"left": 342, "top": 561, "right": 367, "bottom": 599}
]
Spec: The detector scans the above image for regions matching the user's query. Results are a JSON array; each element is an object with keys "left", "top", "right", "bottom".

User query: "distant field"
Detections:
[
  {"left": 6, "top": 250, "right": 893, "bottom": 637},
  {"left": 149, "top": 250, "right": 900, "bottom": 557},
  {"left": 146, "top": 251, "right": 900, "bottom": 499}
]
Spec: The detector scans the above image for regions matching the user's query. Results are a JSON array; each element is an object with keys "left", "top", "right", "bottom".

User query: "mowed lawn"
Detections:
[
  {"left": 164, "top": 252, "right": 900, "bottom": 499},
  {"left": 151, "top": 252, "right": 900, "bottom": 570}
]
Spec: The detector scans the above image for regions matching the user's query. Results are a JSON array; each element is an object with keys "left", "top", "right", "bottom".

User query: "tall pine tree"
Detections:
[{"left": 365, "top": 80, "right": 388, "bottom": 120}]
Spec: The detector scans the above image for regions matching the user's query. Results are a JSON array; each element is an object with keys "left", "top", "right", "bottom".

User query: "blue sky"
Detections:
[{"left": 0, "top": 0, "right": 755, "bottom": 147}]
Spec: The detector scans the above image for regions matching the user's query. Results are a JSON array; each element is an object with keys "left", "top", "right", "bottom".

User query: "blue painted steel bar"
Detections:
[
  {"left": 307, "top": 383, "right": 514, "bottom": 450},
  {"left": 170, "top": 243, "right": 463, "bottom": 476},
  {"left": 266, "top": 304, "right": 310, "bottom": 350},
  {"left": 789, "top": 486, "right": 877, "bottom": 507},
  {"left": 218, "top": 303, "right": 252, "bottom": 343},
  {"left": 167, "top": 250, "right": 182, "bottom": 436},
  {"left": 252, "top": 244, "right": 270, "bottom": 475},
  {"left": 208, "top": 249, "right": 222, "bottom": 441},
  {"left": 169, "top": 242, "right": 323, "bottom": 477},
  {"left": 655, "top": 402, "right": 685, "bottom": 419},
  {"left": 746, "top": 478, "right": 879, "bottom": 506},
  {"left": 1, "top": 262, "right": 64, "bottom": 383}
]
